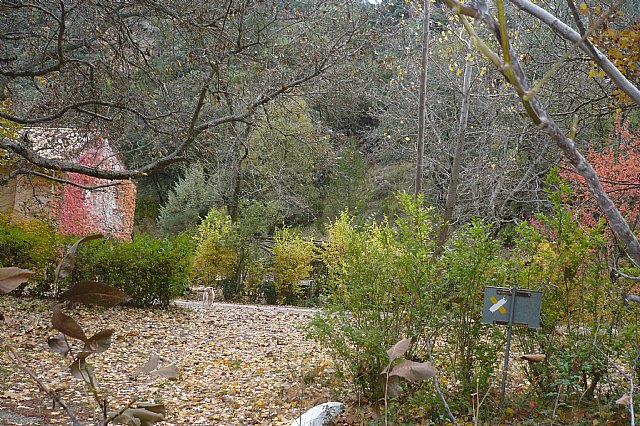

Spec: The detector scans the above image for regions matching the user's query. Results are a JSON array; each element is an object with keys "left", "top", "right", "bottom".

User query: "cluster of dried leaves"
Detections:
[
  {"left": 380, "top": 337, "right": 437, "bottom": 399},
  {"left": 1, "top": 296, "right": 347, "bottom": 425}
]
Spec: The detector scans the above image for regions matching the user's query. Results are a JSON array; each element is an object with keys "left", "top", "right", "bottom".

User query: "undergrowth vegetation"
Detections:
[
  {"left": 0, "top": 214, "right": 72, "bottom": 295},
  {"left": 75, "top": 234, "right": 195, "bottom": 308},
  {"left": 310, "top": 186, "right": 640, "bottom": 424}
]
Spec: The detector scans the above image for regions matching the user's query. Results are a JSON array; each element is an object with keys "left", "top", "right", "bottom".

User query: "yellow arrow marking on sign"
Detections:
[{"left": 490, "top": 295, "right": 507, "bottom": 314}]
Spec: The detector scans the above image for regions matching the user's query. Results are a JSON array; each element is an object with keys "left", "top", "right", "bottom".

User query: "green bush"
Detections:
[
  {"left": 437, "top": 219, "right": 507, "bottom": 403},
  {"left": 272, "top": 227, "right": 317, "bottom": 304},
  {"left": 311, "top": 178, "right": 640, "bottom": 422},
  {"left": 191, "top": 202, "right": 282, "bottom": 301},
  {"left": 76, "top": 233, "right": 195, "bottom": 307},
  {"left": 510, "top": 176, "right": 626, "bottom": 403},
  {"left": 311, "top": 194, "right": 511, "bottom": 418},
  {"left": 260, "top": 281, "right": 277, "bottom": 305},
  {"left": 191, "top": 207, "right": 242, "bottom": 292},
  {"left": 0, "top": 215, "right": 63, "bottom": 294},
  {"left": 311, "top": 193, "right": 443, "bottom": 400}
]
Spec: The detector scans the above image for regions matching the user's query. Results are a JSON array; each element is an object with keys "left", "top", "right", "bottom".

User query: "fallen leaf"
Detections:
[
  {"left": 152, "top": 365, "right": 181, "bottom": 380},
  {"left": 113, "top": 406, "right": 165, "bottom": 426},
  {"left": 132, "top": 354, "right": 161, "bottom": 378},
  {"left": 135, "top": 402, "right": 166, "bottom": 416},
  {"left": 2, "top": 296, "right": 344, "bottom": 425}
]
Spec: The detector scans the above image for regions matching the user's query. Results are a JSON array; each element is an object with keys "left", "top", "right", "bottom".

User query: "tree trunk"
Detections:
[
  {"left": 224, "top": 92, "right": 250, "bottom": 223},
  {"left": 415, "top": 0, "right": 431, "bottom": 196},
  {"left": 229, "top": 132, "right": 249, "bottom": 222},
  {"left": 435, "top": 55, "right": 473, "bottom": 255}
]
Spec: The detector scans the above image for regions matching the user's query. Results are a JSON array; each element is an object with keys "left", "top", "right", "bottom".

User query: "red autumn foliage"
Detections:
[
  {"left": 47, "top": 132, "right": 136, "bottom": 240},
  {"left": 561, "top": 118, "right": 640, "bottom": 231}
]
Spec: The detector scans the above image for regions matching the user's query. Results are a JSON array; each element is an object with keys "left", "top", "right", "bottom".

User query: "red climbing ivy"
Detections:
[{"left": 50, "top": 143, "right": 137, "bottom": 239}]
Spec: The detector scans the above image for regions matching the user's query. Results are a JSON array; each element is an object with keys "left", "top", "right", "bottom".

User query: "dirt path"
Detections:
[
  {"left": 0, "top": 297, "right": 346, "bottom": 426},
  {"left": 172, "top": 299, "right": 320, "bottom": 315}
]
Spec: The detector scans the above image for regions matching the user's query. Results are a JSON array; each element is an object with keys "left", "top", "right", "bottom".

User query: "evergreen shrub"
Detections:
[{"left": 76, "top": 233, "right": 195, "bottom": 307}]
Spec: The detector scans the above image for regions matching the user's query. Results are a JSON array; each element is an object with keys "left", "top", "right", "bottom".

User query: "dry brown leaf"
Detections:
[
  {"left": 70, "top": 352, "right": 97, "bottom": 385},
  {"left": 52, "top": 304, "right": 87, "bottom": 342},
  {"left": 135, "top": 402, "right": 166, "bottom": 416},
  {"left": 131, "top": 354, "right": 160, "bottom": 378},
  {"left": 2, "top": 296, "right": 344, "bottom": 425},
  {"left": 84, "top": 329, "right": 114, "bottom": 353},
  {"left": 152, "top": 365, "right": 181, "bottom": 380},
  {"left": 0, "top": 267, "right": 33, "bottom": 294},
  {"left": 519, "top": 354, "right": 546, "bottom": 363},
  {"left": 59, "top": 281, "right": 130, "bottom": 307},
  {"left": 378, "top": 373, "right": 403, "bottom": 398},
  {"left": 616, "top": 393, "right": 631, "bottom": 405},
  {"left": 389, "top": 359, "right": 437, "bottom": 382},
  {"left": 55, "top": 234, "right": 103, "bottom": 281},
  {"left": 48, "top": 332, "right": 71, "bottom": 356},
  {"left": 113, "top": 406, "right": 165, "bottom": 426},
  {"left": 386, "top": 337, "right": 412, "bottom": 362}
]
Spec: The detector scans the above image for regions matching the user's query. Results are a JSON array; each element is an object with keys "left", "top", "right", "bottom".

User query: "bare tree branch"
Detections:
[
  {"left": 509, "top": 0, "right": 640, "bottom": 105},
  {"left": 0, "top": 0, "right": 369, "bottom": 183},
  {"left": 442, "top": 0, "right": 640, "bottom": 267},
  {"left": 22, "top": 169, "right": 123, "bottom": 190},
  {"left": 614, "top": 268, "right": 640, "bottom": 282},
  {"left": 6, "top": 345, "right": 81, "bottom": 426}
]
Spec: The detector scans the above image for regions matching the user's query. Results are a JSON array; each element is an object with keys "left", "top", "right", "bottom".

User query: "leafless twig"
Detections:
[
  {"left": 426, "top": 338, "right": 459, "bottom": 426},
  {"left": 6, "top": 345, "right": 81, "bottom": 426}
]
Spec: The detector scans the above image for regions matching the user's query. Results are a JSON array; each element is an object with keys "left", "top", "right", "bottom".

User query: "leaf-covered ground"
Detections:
[{"left": 0, "top": 296, "right": 350, "bottom": 425}]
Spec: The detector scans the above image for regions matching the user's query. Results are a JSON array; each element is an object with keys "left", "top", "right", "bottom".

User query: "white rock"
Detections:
[{"left": 289, "top": 402, "right": 345, "bottom": 426}]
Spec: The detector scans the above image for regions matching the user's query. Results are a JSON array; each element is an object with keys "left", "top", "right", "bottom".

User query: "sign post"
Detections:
[{"left": 482, "top": 285, "right": 542, "bottom": 407}]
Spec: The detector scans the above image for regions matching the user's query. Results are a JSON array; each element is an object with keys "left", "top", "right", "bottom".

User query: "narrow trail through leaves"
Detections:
[{"left": 1, "top": 297, "right": 347, "bottom": 425}]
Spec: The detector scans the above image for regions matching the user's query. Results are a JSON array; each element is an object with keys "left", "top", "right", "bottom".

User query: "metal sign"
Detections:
[
  {"left": 482, "top": 286, "right": 542, "bottom": 329},
  {"left": 482, "top": 285, "right": 543, "bottom": 407}
]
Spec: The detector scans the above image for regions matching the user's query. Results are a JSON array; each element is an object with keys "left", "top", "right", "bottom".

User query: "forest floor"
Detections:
[{"left": 0, "top": 296, "right": 352, "bottom": 425}]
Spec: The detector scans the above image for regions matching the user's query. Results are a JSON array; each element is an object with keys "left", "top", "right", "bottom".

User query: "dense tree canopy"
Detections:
[{"left": 0, "top": 0, "right": 371, "bottom": 180}]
